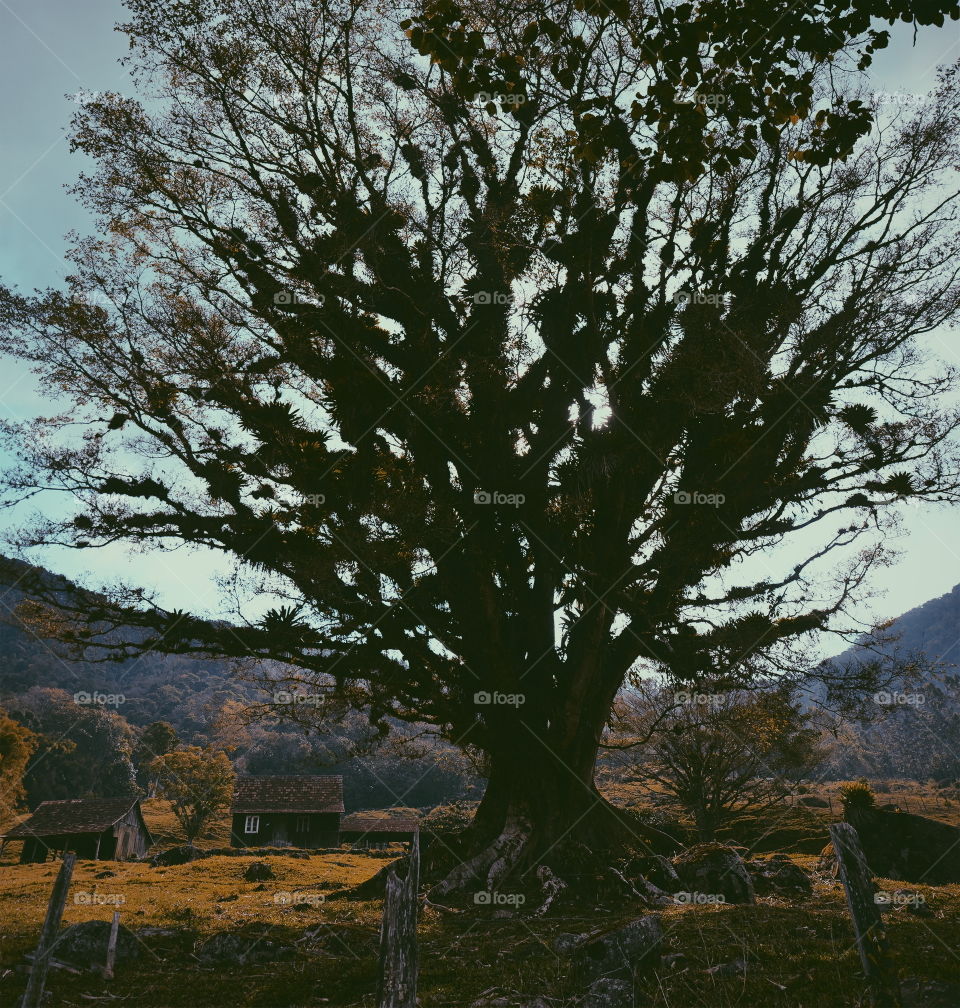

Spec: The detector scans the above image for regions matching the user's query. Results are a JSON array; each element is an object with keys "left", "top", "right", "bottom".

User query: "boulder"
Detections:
[
  {"left": 150, "top": 845, "right": 201, "bottom": 867},
  {"left": 242, "top": 861, "right": 275, "bottom": 882},
  {"left": 49, "top": 920, "right": 141, "bottom": 969},
  {"left": 572, "top": 915, "right": 664, "bottom": 984},
  {"left": 552, "top": 932, "right": 582, "bottom": 956},
  {"left": 672, "top": 843, "right": 755, "bottom": 904},
  {"left": 745, "top": 854, "right": 813, "bottom": 897},
  {"left": 94, "top": 869, "right": 116, "bottom": 879}
]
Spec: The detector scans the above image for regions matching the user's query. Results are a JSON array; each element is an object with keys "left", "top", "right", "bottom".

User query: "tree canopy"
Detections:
[{"left": 151, "top": 745, "right": 235, "bottom": 842}]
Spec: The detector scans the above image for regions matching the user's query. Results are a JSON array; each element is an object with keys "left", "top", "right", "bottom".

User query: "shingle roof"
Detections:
[
  {"left": 231, "top": 775, "right": 344, "bottom": 814},
  {"left": 340, "top": 813, "right": 419, "bottom": 834},
  {"left": 2, "top": 798, "right": 143, "bottom": 838}
]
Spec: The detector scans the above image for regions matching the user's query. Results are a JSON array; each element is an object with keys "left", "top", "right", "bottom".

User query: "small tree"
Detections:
[
  {"left": 612, "top": 682, "right": 824, "bottom": 840},
  {"left": 151, "top": 746, "right": 234, "bottom": 843}
]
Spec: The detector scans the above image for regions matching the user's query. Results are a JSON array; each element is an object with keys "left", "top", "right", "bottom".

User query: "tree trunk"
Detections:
[
  {"left": 431, "top": 704, "right": 647, "bottom": 897},
  {"left": 692, "top": 803, "right": 716, "bottom": 842}
]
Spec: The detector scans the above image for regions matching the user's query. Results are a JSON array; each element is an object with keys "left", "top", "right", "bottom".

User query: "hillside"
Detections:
[
  {"left": 0, "top": 555, "right": 256, "bottom": 738},
  {"left": 3, "top": 793, "right": 960, "bottom": 1007},
  {"left": 816, "top": 583, "right": 960, "bottom": 779},
  {"left": 833, "top": 582, "right": 960, "bottom": 671}
]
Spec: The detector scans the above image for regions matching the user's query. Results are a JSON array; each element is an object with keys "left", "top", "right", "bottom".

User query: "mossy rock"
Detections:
[{"left": 672, "top": 843, "right": 755, "bottom": 904}]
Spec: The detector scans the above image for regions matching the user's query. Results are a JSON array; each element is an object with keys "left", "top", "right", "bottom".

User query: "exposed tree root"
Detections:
[
  {"left": 426, "top": 789, "right": 675, "bottom": 903},
  {"left": 429, "top": 812, "right": 533, "bottom": 899},
  {"left": 484, "top": 813, "right": 534, "bottom": 891},
  {"left": 532, "top": 865, "right": 567, "bottom": 917},
  {"left": 609, "top": 866, "right": 674, "bottom": 907},
  {"left": 422, "top": 896, "right": 464, "bottom": 915}
]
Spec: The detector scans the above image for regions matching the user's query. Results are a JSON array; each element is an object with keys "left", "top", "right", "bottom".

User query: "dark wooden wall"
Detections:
[{"left": 230, "top": 812, "right": 340, "bottom": 848}]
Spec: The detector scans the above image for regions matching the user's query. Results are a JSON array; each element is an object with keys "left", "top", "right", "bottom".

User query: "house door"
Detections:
[{"left": 271, "top": 820, "right": 288, "bottom": 845}]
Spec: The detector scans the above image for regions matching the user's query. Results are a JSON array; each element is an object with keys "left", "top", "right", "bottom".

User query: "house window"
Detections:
[
  {"left": 295, "top": 816, "right": 310, "bottom": 833},
  {"left": 244, "top": 816, "right": 260, "bottom": 834}
]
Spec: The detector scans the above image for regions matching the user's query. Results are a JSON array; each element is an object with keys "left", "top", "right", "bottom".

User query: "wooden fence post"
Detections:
[
  {"left": 377, "top": 831, "right": 420, "bottom": 1008},
  {"left": 829, "top": 823, "right": 901, "bottom": 1008},
  {"left": 103, "top": 910, "right": 121, "bottom": 980},
  {"left": 19, "top": 851, "right": 76, "bottom": 1008}
]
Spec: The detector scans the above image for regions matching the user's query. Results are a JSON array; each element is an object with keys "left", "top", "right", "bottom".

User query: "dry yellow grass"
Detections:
[
  {"left": 2, "top": 789, "right": 960, "bottom": 1006},
  {"left": 0, "top": 852, "right": 386, "bottom": 935}
]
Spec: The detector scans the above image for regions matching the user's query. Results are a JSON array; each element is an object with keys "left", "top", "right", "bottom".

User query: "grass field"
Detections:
[{"left": 1, "top": 785, "right": 959, "bottom": 1006}]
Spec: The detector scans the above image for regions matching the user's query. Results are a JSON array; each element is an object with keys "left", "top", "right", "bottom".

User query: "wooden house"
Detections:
[
  {"left": 0, "top": 797, "right": 153, "bottom": 863},
  {"left": 230, "top": 775, "right": 344, "bottom": 848}
]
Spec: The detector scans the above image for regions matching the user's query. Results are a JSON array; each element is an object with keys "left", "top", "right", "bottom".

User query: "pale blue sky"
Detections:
[{"left": 0, "top": 1, "right": 958, "bottom": 646}]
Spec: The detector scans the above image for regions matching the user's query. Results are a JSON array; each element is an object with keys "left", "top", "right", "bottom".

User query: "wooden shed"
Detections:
[
  {"left": 340, "top": 813, "right": 419, "bottom": 849},
  {"left": 230, "top": 775, "right": 344, "bottom": 848},
  {"left": 0, "top": 797, "right": 153, "bottom": 863}
]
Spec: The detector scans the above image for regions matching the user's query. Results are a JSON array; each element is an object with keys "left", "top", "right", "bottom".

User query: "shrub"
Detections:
[{"left": 840, "top": 779, "right": 876, "bottom": 813}]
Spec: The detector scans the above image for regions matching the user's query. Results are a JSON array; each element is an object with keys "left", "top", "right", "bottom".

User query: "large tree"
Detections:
[{"left": 2, "top": 0, "right": 960, "bottom": 892}]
